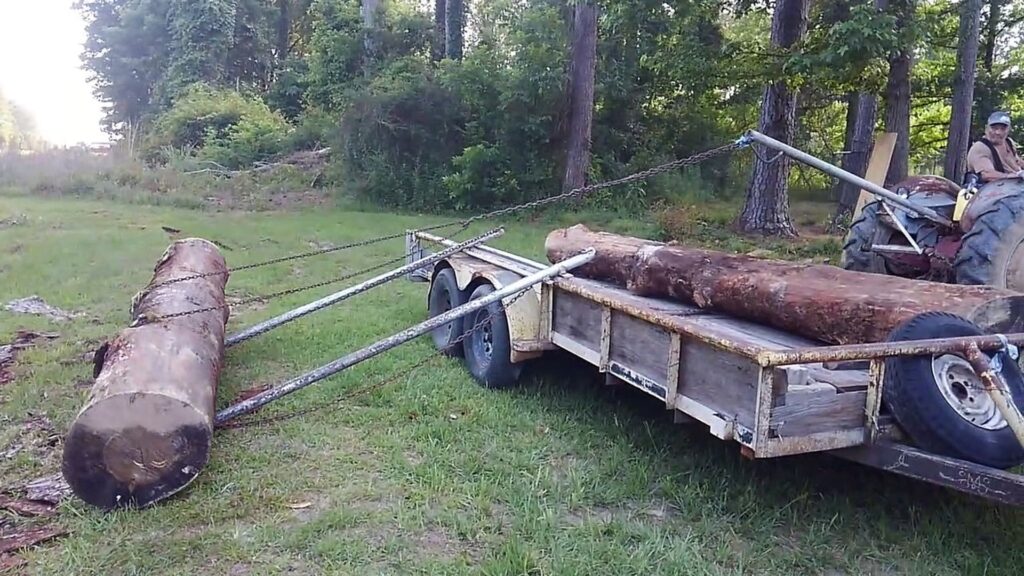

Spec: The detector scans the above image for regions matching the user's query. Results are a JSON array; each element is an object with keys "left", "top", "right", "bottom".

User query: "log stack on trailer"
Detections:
[{"left": 545, "top": 224, "right": 1021, "bottom": 345}]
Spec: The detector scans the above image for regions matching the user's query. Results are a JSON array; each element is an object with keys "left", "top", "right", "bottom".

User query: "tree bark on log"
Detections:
[
  {"left": 545, "top": 225, "right": 1018, "bottom": 345},
  {"left": 62, "top": 238, "right": 229, "bottom": 509}
]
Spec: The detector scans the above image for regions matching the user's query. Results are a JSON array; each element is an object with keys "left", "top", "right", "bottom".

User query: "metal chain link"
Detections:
[
  {"left": 140, "top": 138, "right": 741, "bottom": 317},
  {"left": 216, "top": 280, "right": 536, "bottom": 430}
]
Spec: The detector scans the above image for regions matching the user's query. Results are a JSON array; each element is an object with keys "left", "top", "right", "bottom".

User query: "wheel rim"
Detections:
[
  {"left": 931, "top": 354, "right": 1008, "bottom": 430},
  {"left": 470, "top": 308, "right": 493, "bottom": 367}
]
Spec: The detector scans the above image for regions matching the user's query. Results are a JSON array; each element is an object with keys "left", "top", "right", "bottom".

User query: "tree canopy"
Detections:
[{"left": 74, "top": 0, "right": 1024, "bottom": 225}]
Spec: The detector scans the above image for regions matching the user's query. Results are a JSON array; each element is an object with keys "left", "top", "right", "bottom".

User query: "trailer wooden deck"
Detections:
[{"left": 406, "top": 230, "right": 1024, "bottom": 506}]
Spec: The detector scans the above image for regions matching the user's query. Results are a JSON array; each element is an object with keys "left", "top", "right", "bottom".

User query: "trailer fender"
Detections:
[{"left": 430, "top": 254, "right": 546, "bottom": 363}]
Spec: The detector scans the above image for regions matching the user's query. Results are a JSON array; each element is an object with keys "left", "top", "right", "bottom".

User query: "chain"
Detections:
[
  {"left": 460, "top": 141, "right": 743, "bottom": 226},
  {"left": 145, "top": 140, "right": 741, "bottom": 298},
  {"left": 216, "top": 281, "right": 535, "bottom": 430},
  {"left": 146, "top": 220, "right": 471, "bottom": 291}
]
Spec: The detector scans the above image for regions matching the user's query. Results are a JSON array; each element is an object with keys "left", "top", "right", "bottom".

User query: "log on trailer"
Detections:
[
  {"left": 545, "top": 224, "right": 1020, "bottom": 344},
  {"left": 62, "top": 238, "right": 229, "bottom": 509}
]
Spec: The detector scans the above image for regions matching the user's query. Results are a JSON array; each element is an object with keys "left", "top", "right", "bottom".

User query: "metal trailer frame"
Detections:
[{"left": 406, "top": 230, "right": 1024, "bottom": 506}]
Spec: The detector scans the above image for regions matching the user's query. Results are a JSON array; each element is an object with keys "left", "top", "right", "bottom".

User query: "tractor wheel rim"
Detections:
[
  {"left": 1000, "top": 237, "right": 1024, "bottom": 291},
  {"left": 931, "top": 354, "right": 1008, "bottom": 431}
]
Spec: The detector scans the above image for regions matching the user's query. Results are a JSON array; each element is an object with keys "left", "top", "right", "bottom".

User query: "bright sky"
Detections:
[{"left": 0, "top": 0, "right": 108, "bottom": 146}]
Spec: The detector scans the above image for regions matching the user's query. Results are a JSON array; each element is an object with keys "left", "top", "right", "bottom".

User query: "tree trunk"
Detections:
[
  {"left": 836, "top": 92, "right": 878, "bottom": 216},
  {"left": 62, "top": 239, "right": 229, "bottom": 510},
  {"left": 276, "top": 0, "right": 290, "bottom": 62},
  {"left": 545, "top": 224, "right": 1018, "bottom": 345},
  {"left": 445, "top": 0, "right": 463, "bottom": 60},
  {"left": 944, "top": 0, "right": 983, "bottom": 184},
  {"left": 975, "top": 0, "right": 1002, "bottom": 126},
  {"left": 433, "top": 0, "right": 446, "bottom": 61},
  {"left": 882, "top": 0, "right": 913, "bottom": 187},
  {"left": 563, "top": 1, "right": 599, "bottom": 193},
  {"left": 362, "top": 0, "right": 379, "bottom": 72},
  {"left": 734, "top": 0, "right": 809, "bottom": 237}
]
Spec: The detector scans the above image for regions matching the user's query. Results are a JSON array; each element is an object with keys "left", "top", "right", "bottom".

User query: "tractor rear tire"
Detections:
[
  {"left": 882, "top": 311, "right": 1024, "bottom": 470},
  {"left": 840, "top": 201, "right": 889, "bottom": 273},
  {"left": 954, "top": 194, "right": 1024, "bottom": 290}
]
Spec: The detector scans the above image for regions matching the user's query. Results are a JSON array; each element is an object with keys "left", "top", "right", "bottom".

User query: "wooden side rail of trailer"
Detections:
[{"left": 405, "top": 230, "right": 1024, "bottom": 506}]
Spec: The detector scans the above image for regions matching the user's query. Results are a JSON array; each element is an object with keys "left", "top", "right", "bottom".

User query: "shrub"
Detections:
[{"left": 145, "top": 84, "right": 290, "bottom": 168}]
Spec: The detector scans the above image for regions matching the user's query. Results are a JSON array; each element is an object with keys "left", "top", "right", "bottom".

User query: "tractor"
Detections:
[
  {"left": 840, "top": 173, "right": 1024, "bottom": 290},
  {"left": 740, "top": 130, "right": 1024, "bottom": 291}
]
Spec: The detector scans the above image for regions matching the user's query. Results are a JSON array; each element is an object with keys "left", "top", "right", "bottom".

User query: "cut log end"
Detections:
[{"left": 62, "top": 392, "right": 211, "bottom": 509}]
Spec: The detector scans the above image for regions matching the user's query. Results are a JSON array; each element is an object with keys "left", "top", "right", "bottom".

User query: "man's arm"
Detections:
[{"left": 967, "top": 142, "right": 1023, "bottom": 181}]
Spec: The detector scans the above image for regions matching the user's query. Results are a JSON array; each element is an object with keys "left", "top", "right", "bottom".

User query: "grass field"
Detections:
[{"left": 2, "top": 192, "right": 1023, "bottom": 575}]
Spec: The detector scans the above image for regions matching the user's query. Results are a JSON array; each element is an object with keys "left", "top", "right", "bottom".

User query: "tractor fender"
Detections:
[
  {"left": 961, "top": 179, "right": 1024, "bottom": 233},
  {"left": 431, "top": 254, "right": 546, "bottom": 363}
]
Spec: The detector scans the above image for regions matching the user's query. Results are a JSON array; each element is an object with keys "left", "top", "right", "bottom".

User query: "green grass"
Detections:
[{"left": 2, "top": 193, "right": 1023, "bottom": 575}]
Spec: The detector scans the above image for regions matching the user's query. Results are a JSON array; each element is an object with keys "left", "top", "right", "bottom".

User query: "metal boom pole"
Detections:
[
  {"left": 226, "top": 228, "right": 506, "bottom": 347},
  {"left": 215, "top": 249, "right": 597, "bottom": 424},
  {"left": 742, "top": 130, "right": 954, "bottom": 227}
]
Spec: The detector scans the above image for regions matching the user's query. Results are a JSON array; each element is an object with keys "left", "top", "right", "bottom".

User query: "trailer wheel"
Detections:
[
  {"left": 462, "top": 283, "right": 523, "bottom": 389},
  {"left": 428, "top": 267, "right": 466, "bottom": 356},
  {"left": 883, "top": 311, "right": 1024, "bottom": 469}
]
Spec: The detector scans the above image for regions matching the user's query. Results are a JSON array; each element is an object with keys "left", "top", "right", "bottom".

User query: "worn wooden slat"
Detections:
[
  {"left": 678, "top": 340, "right": 760, "bottom": 429},
  {"left": 550, "top": 332, "right": 601, "bottom": 366},
  {"left": 770, "top": 390, "right": 867, "bottom": 437},
  {"left": 609, "top": 311, "right": 671, "bottom": 385},
  {"left": 552, "top": 289, "right": 603, "bottom": 350}
]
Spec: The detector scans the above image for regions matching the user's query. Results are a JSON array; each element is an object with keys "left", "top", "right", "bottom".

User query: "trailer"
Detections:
[{"left": 405, "top": 229, "right": 1024, "bottom": 506}]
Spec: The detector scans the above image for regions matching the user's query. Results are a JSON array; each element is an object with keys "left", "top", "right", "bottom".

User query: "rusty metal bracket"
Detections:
[{"left": 963, "top": 341, "right": 1024, "bottom": 451}]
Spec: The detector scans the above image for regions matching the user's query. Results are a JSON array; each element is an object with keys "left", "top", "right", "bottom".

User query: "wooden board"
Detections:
[
  {"left": 770, "top": 390, "right": 867, "bottom": 437},
  {"left": 609, "top": 311, "right": 671, "bottom": 385},
  {"left": 552, "top": 289, "right": 603, "bottom": 350},
  {"left": 678, "top": 340, "right": 760, "bottom": 429},
  {"left": 852, "top": 132, "right": 897, "bottom": 219}
]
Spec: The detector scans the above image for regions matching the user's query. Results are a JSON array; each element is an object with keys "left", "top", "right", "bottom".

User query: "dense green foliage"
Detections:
[{"left": 75, "top": 0, "right": 1024, "bottom": 214}]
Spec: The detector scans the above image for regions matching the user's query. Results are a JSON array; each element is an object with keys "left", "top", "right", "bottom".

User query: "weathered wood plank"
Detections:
[
  {"left": 678, "top": 340, "right": 760, "bottom": 429},
  {"left": 770, "top": 390, "right": 867, "bottom": 437},
  {"left": 551, "top": 289, "right": 603, "bottom": 350},
  {"left": 609, "top": 311, "right": 671, "bottom": 385}
]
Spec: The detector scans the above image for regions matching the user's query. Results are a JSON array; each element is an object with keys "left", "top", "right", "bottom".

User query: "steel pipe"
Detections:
[
  {"left": 215, "top": 248, "right": 596, "bottom": 424},
  {"left": 226, "top": 228, "right": 506, "bottom": 347},
  {"left": 756, "top": 333, "right": 1024, "bottom": 367},
  {"left": 742, "top": 130, "right": 954, "bottom": 227},
  {"left": 964, "top": 342, "right": 1024, "bottom": 450}
]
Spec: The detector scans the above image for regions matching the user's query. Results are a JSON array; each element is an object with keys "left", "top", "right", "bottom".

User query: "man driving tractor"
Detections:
[{"left": 967, "top": 111, "right": 1024, "bottom": 183}]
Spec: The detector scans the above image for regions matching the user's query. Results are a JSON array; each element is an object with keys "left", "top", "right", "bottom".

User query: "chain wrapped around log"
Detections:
[
  {"left": 545, "top": 224, "right": 1021, "bottom": 345},
  {"left": 62, "top": 238, "right": 229, "bottom": 510}
]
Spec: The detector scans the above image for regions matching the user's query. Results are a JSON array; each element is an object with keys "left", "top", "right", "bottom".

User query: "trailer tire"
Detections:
[
  {"left": 462, "top": 283, "right": 522, "bottom": 389},
  {"left": 428, "top": 267, "right": 466, "bottom": 357},
  {"left": 883, "top": 311, "right": 1024, "bottom": 469}
]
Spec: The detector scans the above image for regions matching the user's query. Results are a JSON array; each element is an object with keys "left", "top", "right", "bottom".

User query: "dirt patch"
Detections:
[
  {"left": 4, "top": 296, "right": 80, "bottom": 322},
  {"left": 7, "top": 243, "right": 23, "bottom": 254},
  {"left": 1, "top": 331, "right": 59, "bottom": 385},
  {"left": 411, "top": 525, "right": 484, "bottom": 562},
  {"left": 269, "top": 191, "right": 331, "bottom": 210}
]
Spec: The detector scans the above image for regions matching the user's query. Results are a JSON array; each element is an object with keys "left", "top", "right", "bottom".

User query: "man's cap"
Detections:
[{"left": 988, "top": 111, "right": 1011, "bottom": 127}]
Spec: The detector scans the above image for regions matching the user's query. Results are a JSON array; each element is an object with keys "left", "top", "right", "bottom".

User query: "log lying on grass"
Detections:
[
  {"left": 546, "top": 224, "right": 1020, "bottom": 344},
  {"left": 62, "top": 238, "right": 229, "bottom": 509}
]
